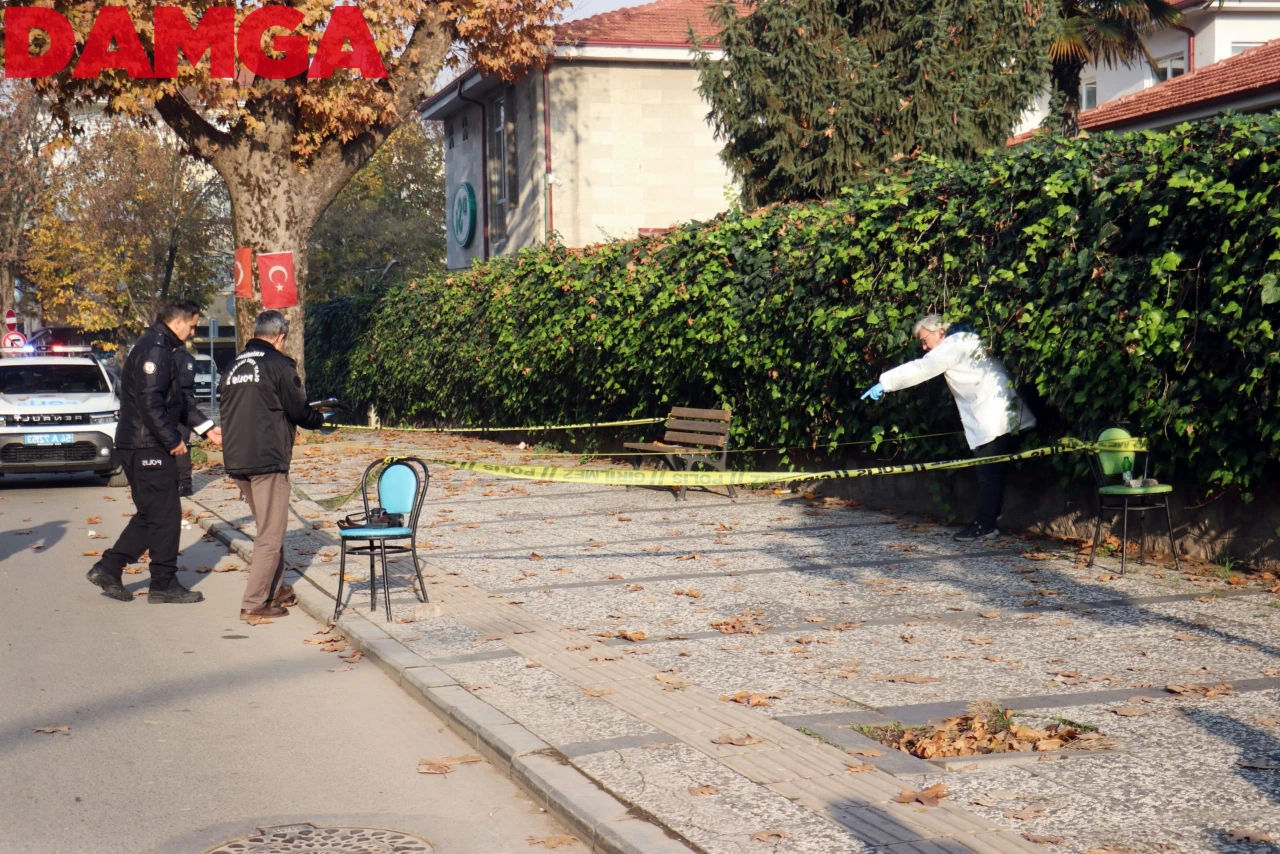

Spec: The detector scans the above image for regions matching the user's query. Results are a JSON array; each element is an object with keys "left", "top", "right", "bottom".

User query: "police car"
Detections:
[{"left": 0, "top": 345, "right": 126, "bottom": 486}]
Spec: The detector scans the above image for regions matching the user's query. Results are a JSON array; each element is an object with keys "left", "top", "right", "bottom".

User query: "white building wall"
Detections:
[
  {"left": 443, "top": 102, "right": 486, "bottom": 270},
  {"left": 548, "top": 60, "right": 733, "bottom": 247}
]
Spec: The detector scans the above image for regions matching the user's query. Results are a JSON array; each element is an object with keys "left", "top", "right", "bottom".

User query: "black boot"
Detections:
[
  {"left": 86, "top": 563, "right": 132, "bottom": 601},
  {"left": 178, "top": 484, "right": 194, "bottom": 498},
  {"left": 148, "top": 581, "right": 205, "bottom": 604}
]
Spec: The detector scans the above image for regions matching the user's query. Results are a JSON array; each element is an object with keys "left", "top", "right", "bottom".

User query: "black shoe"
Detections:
[
  {"left": 178, "top": 485, "right": 194, "bottom": 498},
  {"left": 148, "top": 582, "right": 204, "bottom": 604},
  {"left": 86, "top": 564, "right": 132, "bottom": 601},
  {"left": 953, "top": 522, "right": 1000, "bottom": 542}
]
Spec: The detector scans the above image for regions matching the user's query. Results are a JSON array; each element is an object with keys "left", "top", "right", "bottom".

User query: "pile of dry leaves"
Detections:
[{"left": 871, "top": 703, "right": 1105, "bottom": 759}]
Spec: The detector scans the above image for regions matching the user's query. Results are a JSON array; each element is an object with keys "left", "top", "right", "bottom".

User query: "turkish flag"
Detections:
[
  {"left": 233, "top": 247, "right": 254, "bottom": 299},
  {"left": 257, "top": 251, "right": 298, "bottom": 309}
]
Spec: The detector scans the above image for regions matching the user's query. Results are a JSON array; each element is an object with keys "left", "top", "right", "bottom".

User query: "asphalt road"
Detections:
[{"left": 0, "top": 471, "right": 567, "bottom": 854}]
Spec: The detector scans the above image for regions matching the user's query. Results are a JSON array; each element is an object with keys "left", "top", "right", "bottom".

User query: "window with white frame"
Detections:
[
  {"left": 1082, "top": 79, "right": 1098, "bottom": 111},
  {"left": 1150, "top": 53, "right": 1185, "bottom": 84},
  {"left": 1232, "top": 42, "right": 1264, "bottom": 56}
]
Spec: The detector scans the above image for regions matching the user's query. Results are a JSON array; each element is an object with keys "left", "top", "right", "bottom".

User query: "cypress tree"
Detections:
[{"left": 695, "top": 0, "right": 1054, "bottom": 205}]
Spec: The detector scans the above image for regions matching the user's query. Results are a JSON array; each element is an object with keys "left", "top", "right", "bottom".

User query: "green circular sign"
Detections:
[{"left": 451, "top": 182, "right": 477, "bottom": 249}]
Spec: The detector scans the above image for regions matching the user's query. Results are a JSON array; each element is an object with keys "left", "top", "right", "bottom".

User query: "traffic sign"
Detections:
[
  {"left": 4, "top": 309, "right": 15, "bottom": 332},
  {"left": 2, "top": 331, "right": 27, "bottom": 348},
  {"left": 209, "top": 316, "right": 218, "bottom": 340}
]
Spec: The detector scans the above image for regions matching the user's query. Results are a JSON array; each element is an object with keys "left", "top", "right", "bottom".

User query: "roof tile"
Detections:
[{"left": 556, "top": 0, "right": 724, "bottom": 48}]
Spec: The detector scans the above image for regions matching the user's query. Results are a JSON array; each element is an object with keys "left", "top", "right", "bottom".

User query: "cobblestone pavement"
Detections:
[{"left": 191, "top": 431, "right": 1280, "bottom": 854}]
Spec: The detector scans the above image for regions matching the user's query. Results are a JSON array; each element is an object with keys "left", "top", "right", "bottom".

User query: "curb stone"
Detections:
[{"left": 186, "top": 497, "right": 704, "bottom": 854}]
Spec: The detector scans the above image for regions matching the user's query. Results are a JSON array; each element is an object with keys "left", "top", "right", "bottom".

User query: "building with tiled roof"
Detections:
[
  {"left": 421, "top": 0, "right": 734, "bottom": 268},
  {"left": 1014, "top": 0, "right": 1280, "bottom": 135}
]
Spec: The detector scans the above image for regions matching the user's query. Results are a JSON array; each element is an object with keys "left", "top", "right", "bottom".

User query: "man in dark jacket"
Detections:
[
  {"left": 87, "top": 301, "right": 222, "bottom": 604},
  {"left": 220, "top": 310, "right": 326, "bottom": 620},
  {"left": 172, "top": 346, "right": 205, "bottom": 497}
]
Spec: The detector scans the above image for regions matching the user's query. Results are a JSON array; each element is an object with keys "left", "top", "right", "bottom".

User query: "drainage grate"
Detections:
[{"left": 204, "top": 823, "right": 432, "bottom": 853}]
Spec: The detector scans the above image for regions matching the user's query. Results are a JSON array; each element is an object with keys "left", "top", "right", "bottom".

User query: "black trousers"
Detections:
[
  {"left": 100, "top": 448, "right": 182, "bottom": 590},
  {"left": 973, "top": 433, "right": 1021, "bottom": 529},
  {"left": 175, "top": 426, "right": 193, "bottom": 492}
]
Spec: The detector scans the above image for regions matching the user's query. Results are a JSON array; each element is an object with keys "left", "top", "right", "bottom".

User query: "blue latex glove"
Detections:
[
  {"left": 860, "top": 383, "right": 885, "bottom": 401},
  {"left": 321, "top": 410, "right": 334, "bottom": 422}
]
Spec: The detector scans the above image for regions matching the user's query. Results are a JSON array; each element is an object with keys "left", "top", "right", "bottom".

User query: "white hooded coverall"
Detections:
[{"left": 878, "top": 331, "right": 1036, "bottom": 450}]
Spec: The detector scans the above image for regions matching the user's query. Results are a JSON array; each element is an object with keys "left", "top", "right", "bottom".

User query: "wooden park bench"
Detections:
[{"left": 623, "top": 407, "right": 735, "bottom": 501}]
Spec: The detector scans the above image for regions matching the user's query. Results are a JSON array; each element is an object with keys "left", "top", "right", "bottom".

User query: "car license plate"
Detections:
[{"left": 24, "top": 433, "right": 76, "bottom": 446}]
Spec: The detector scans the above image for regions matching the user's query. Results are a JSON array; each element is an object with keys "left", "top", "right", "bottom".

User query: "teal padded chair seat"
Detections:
[
  {"left": 340, "top": 526, "right": 413, "bottom": 538},
  {"left": 1098, "top": 484, "right": 1173, "bottom": 496}
]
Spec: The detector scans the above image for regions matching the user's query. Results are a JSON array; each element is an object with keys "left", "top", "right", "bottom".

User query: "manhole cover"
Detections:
[{"left": 204, "top": 823, "right": 432, "bottom": 853}]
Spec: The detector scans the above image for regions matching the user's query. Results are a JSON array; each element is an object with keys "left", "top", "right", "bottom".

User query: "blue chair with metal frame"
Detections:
[
  {"left": 1086, "top": 427, "right": 1180, "bottom": 575},
  {"left": 333, "top": 457, "right": 430, "bottom": 622}
]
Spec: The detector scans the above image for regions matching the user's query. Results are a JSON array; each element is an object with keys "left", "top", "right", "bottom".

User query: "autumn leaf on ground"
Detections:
[
  {"left": 868, "top": 674, "right": 940, "bottom": 684},
  {"left": 689, "top": 784, "right": 720, "bottom": 796},
  {"left": 749, "top": 830, "right": 787, "bottom": 843},
  {"left": 893, "top": 783, "right": 950, "bottom": 807},
  {"left": 1167, "top": 683, "right": 1234, "bottom": 699},
  {"left": 848, "top": 747, "right": 884, "bottom": 757},
  {"left": 32, "top": 726, "right": 70, "bottom": 735},
  {"left": 417, "top": 754, "right": 483, "bottom": 774},
  {"left": 528, "top": 837, "right": 578, "bottom": 849},
  {"left": 529, "top": 553, "right": 544, "bottom": 561},
  {"left": 1024, "top": 833, "right": 1065, "bottom": 844},
  {"left": 655, "top": 672, "right": 690, "bottom": 689},
  {"left": 966, "top": 636, "right": 994, "bottom": 645},
  {"left": 979, "top": 611, "right": 1001, "bottom": 619},
  {"left": 1227, "top": 828, "right": 1274, "bottom": 842},
  {"left": 86, "top": 516, "right": 102, "bottom": 525},
  {"left": 712, "top": 733, "right": 762, "bottom": 746},
  {"left": 83, "top": 550, "right": 102, "bottom": 557},
  {"left": 844, "top": 762, "right": 877, "bottom": 773},
  {"left": 618, "top": 630, "right": 648, "bottom": 642},
  {"left": 675, "top": 552, "right": 700, "bottom": 561},
  {"left": 722, "top": 691, "right": 772, "bottom": 707},
  {"left": 245, "top": 616, "right": 273, "bottom": 626},
  {"left": 1109, "top": 704, "right": 1155, "bottom": 717},
  {"left": 1237, "top": 760, "right": 1280, "bottom": 770},
  {"left": 1256, "top": 717, "right": 1280, "bottom": 726},
  {"left": 1004, "top": 806, "right": 1049, "bottom": 821},
  {"left": 476, "top": 635, "right": 505, "bottom": 643},
  {"left": 583, "top": 687, "right": 612, "bottom": 697}
]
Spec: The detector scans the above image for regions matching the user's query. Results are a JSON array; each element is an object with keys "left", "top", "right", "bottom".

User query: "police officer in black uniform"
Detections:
[
  {"left": 172, "top": 345, "right": 204, "bottom": 497},
  {"left": 86, "top": 301, "right": 222, "bottom": 603}
]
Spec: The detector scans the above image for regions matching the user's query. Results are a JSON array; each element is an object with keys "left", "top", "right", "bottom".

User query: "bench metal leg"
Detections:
[
  {"left": 1163, "top": 496, "right": 1181, "bottom": 573},
  {"left": 1120, "top": 498, "right": 1129, "bottom": 575},
  {"left": 1088, "top": 495, "right": 1104, "bottom": 569},
  {"left": 333, "top": 541, "right": 347, "bottom": 621}
]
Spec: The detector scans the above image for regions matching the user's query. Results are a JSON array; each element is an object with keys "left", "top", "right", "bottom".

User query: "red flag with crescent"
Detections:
[
  {"left": 233, "top": 247, "right": 254, "bottom": 298},
  {"left": 256, "top": 251, "right": 298, "bottom": 309}
]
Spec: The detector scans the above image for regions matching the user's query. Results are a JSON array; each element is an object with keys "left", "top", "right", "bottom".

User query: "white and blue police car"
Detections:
[{"left": 0, "top": 345, "right": 126, "bottom": 486}]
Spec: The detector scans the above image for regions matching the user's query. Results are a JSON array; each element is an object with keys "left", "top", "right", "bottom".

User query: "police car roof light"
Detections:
[{"left": 1, "top": 344, "right": 94, "bottom": 356}]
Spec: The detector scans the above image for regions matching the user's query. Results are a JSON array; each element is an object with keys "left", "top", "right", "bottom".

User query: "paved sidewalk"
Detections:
[{"left": 189, "top": 431, "right": 1280, "bottom": 854}]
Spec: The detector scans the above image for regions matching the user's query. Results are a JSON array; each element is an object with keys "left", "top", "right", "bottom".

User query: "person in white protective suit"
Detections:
[{"left": 860, "top": 314, "right": 1036, "bottom": 542}]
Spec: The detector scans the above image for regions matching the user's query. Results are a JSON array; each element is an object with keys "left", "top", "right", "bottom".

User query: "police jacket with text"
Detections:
[
  {"left": 219, "top": 338, "right": 325, "bottom": 476},
  {"left": 115, "top": 323, "right": 209, "bottom": 451}
]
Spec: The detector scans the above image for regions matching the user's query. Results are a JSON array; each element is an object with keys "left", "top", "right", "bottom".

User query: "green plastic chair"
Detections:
[{"left": 1087, "top": 427, "right": 1180, "bottom": 574}]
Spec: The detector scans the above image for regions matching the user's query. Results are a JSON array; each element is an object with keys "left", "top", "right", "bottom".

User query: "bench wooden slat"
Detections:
[
  {"left": 622, "top": 442, "right": 691, "bottom": 452},
  {"left": 663, "top": 430, "right": 727, "bottom": 448},
  {"left": 664, "top": 418, "right": 730, "bottom": 435},
  {"left": 669, "top": 406, "right": 731, "bottom": 421}
]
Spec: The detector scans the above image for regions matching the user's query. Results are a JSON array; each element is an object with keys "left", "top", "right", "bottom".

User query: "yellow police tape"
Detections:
[
  {"left": 417, "top": 438, "right": 1143, "bottom": 487},
  {"left": 337, "top": 416, "right": 665, "bottom": 434},
  {"left": 298, "top": 437, "right": 1145, "bottom": 510}
]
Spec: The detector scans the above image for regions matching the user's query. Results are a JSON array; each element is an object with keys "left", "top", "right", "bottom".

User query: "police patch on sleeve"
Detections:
[{"left": 143, "top": 361, "right": 157, "bottom": 374}]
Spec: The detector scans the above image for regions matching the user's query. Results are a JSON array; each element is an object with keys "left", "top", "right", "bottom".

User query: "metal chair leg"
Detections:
[
  {"left": 1120, "top": 498, "right": 1129, "bottom": 575},
  {"left": 1164, "top": 496, "right": 1181, "bottom": 572},
  {"left": 380, "top": 539, "right": 392, "bottom": 622},
  {"left": 411, "top": 542, "right": 427, "bottom": 603},
  {"left": 369, "top": 546, "right": 377, "bottom": 612},
  {"left": 333, "top": 540, "right": 347, "bottom": 621},
  {"left": 1139, "top": 510, "right": 1146, "bottom": 566},
  {"left": 1088, "top": 495, "right": 1103, "bottom": 569}
]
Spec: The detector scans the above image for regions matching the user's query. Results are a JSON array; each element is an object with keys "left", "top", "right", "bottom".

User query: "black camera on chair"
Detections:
[{"left": 337, "top": 507, "right": 404, "bottom": 530}]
